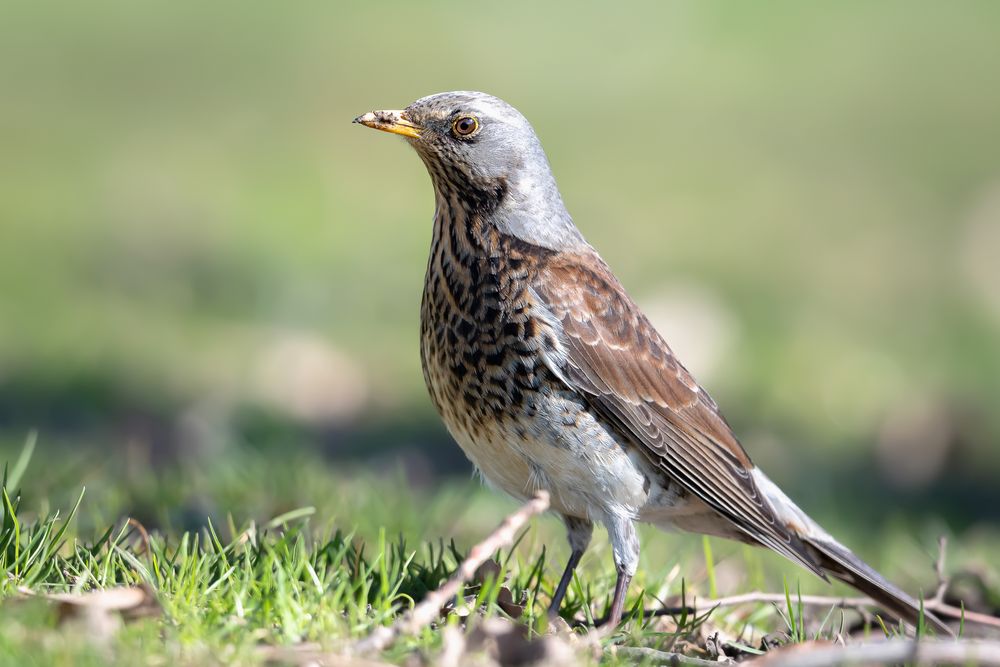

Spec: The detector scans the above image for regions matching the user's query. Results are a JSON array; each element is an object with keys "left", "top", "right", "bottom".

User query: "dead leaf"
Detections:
[
  {"left": 19, "top": 584, "right": 162, "bottom": 644},
  {"left": 465, "top": 617, "right": 576, "bottom": 667},
  {"left": 495, "top": 586, "right": 524, "bottom": 619},
  {"left": 474, "top": 559, "right": 503, "bottom": 585}
]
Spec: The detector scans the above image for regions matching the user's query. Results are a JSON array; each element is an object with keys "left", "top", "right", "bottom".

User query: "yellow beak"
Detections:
[{"left": 353, "top": 109, "right": 422, "bottom": 139}]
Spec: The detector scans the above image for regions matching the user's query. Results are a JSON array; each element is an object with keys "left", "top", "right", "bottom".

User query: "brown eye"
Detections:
[{"left": 452, "top": 115, "right": 479, "bottom": 137}]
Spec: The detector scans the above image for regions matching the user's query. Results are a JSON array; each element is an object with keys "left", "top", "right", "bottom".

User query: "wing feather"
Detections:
[{"left": 534, "top": 249, "right": 824, "bottom": 574}]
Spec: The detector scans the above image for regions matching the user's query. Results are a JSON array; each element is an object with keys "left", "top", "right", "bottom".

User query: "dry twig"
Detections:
[
  {"left": 930, "top": 535, "right": 949, "bottom": 605},
  {"left": 353, "top": 490, "right": 550, "bottom": 655},
  {"left": 257, "top": 643, "right": 396, "bottom": 667},
  {"left": 679, "top": 590, "right": 1000, "bottom": 630},
  {"left": 754, "top": 638, "right": 1000, "bottom": 667},
  {"left": 126, "top": 517, "right": 152, "bottom": 555},
  {"left": 611, "top": 645, "right": 730, "bottom": 666},
  {"left": 630, "top": 534, "right": 1000, "bottom": 630}
]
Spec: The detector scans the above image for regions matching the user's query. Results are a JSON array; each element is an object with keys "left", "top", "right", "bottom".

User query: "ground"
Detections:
[{"left": 2, "top": 439, "right": 997, "bottom": 666}]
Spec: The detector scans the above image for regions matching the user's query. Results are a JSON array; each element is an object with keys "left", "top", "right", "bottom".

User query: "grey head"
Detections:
[{"left": 354, "top": 91, "right": 585, "bottom": 251}]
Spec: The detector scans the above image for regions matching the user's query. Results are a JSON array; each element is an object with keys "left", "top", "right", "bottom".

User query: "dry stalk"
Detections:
[
  {"left": 754, "top": 638, "right": 1000, "bottom": 667},
  {"left": 635, "top": 533, "right": 1000, "bottom": 630},
  {"left": 353, "top": 490, "right": 550, "bottom": 655},
  {"left": 671, "top": 590, "right": 1000, "bottom": 630},
  {"left": 611, "top": 645, "right": 729, "bottom": 666}
]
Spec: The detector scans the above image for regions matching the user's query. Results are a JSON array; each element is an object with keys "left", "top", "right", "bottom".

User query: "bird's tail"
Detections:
[
  {"left": 751, "top": 469, "right": 951, "bottom": 635},
  {"left": 803, "top": 534, "right": 950, "bottom": 635}
]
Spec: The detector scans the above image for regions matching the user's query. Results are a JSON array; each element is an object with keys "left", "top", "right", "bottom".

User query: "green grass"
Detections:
[{"left": 2, "top": 439, "right": 993, "bottom": 666}]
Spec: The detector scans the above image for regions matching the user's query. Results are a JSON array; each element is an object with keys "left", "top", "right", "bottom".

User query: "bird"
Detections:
[{"left": 353, "top": 91, "right": 949, "bottom": 633}]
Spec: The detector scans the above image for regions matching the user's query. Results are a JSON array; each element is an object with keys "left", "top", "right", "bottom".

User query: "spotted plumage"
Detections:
[{"left": 354, "top": 91, "right": 949, "bottom": 633}]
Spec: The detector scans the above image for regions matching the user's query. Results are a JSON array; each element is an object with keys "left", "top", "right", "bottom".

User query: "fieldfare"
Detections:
[{"left": 354, "top": 91, "right": 948, "bottom": 632}]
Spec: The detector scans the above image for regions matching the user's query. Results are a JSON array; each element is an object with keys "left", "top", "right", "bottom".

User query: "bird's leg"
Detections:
[
  {"left": 607, "top": 566, "right": 633, "bottom": 627},
  {"left": 548, "top": 516, "right": 592, "bottom": 616},
  {"left": 603, "top": 514, "right": 640, "bottom": 627},
  {"left": 549, "top": 550, "right": 583, "bottom": 616}
]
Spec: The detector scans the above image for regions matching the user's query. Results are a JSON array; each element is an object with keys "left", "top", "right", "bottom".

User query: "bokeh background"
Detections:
[{"left": 1, "top": 1, "right": 999, "bottom": 575}]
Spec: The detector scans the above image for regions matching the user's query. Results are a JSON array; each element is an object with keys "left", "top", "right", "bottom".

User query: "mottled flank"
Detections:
[{"left": 357, "top": 90, "right": 949, "bottom": 633}]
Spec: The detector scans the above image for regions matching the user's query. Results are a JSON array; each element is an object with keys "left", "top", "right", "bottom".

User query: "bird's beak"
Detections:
[{"left": 352, "top": 109, "right": 422, "bottom": 139}]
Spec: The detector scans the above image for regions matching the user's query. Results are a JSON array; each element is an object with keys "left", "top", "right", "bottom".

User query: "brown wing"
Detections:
[{"left": 533, "top": 248, "right": 824, "bottom": 575}]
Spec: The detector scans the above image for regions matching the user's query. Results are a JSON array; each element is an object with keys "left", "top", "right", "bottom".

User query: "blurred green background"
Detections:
[{"left": 1, "top": 0, "right": 999, "bottom": 538}]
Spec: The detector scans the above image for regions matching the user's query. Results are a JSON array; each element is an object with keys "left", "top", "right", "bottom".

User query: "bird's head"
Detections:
[
  {"left": 355, "top": 91, "right": 580, "bottom": 249},
  {"left": 354, "top": 91, "right": 540, "bottom": 191}
]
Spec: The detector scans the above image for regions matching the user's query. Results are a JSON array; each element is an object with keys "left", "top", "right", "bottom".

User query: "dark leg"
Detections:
[
  {"left": 549, "top": 515, "right": 593, "bottom": 616},
  {"left": 606, "top": 566, "right": 634, "bottom": 627},
  {"left": 602, "top": 513, "right": 639, "bottom": 627},
  {"left": 548, "top": 548, "right": 584, "bottom": 615}
]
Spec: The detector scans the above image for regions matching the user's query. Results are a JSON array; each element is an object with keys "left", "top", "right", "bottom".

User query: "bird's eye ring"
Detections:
[{"left": 452, "top": 115, "right": 479, "bottom": 137}]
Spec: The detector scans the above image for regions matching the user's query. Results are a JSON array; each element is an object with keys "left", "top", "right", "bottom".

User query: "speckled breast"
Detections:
[
  {"left": 417, "top": 216, "right": 660, "bottom": 517},
  {"left": 419, "top": 240, "right": 547, "bottom": 444}
]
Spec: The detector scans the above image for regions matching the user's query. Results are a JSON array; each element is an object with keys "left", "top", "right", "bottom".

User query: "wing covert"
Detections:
[{"left": 533, "top": 249, "right": 823, "bottom": 574}]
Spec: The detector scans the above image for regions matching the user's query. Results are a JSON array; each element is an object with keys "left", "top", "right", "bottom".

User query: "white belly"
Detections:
[{"left": 440, "top": 385, "right": 711, "bottom": 529}]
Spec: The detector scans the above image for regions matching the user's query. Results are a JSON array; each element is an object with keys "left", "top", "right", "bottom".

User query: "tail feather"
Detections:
[
  {"left": 751, "top": 468, "right": 951, "bottom": 635},
  {"left": 805, "top": 536, "right": 951, "bottom": 635}
]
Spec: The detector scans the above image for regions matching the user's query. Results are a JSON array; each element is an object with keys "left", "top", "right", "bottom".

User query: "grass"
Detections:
[{"left": 2, "top": 439, "right": 993, "bottom": 666}]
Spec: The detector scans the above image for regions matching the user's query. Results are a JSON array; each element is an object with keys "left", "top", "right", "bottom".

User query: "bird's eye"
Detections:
[{"left": 452, "top": 115, "right": 479, "bottom": 137}]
